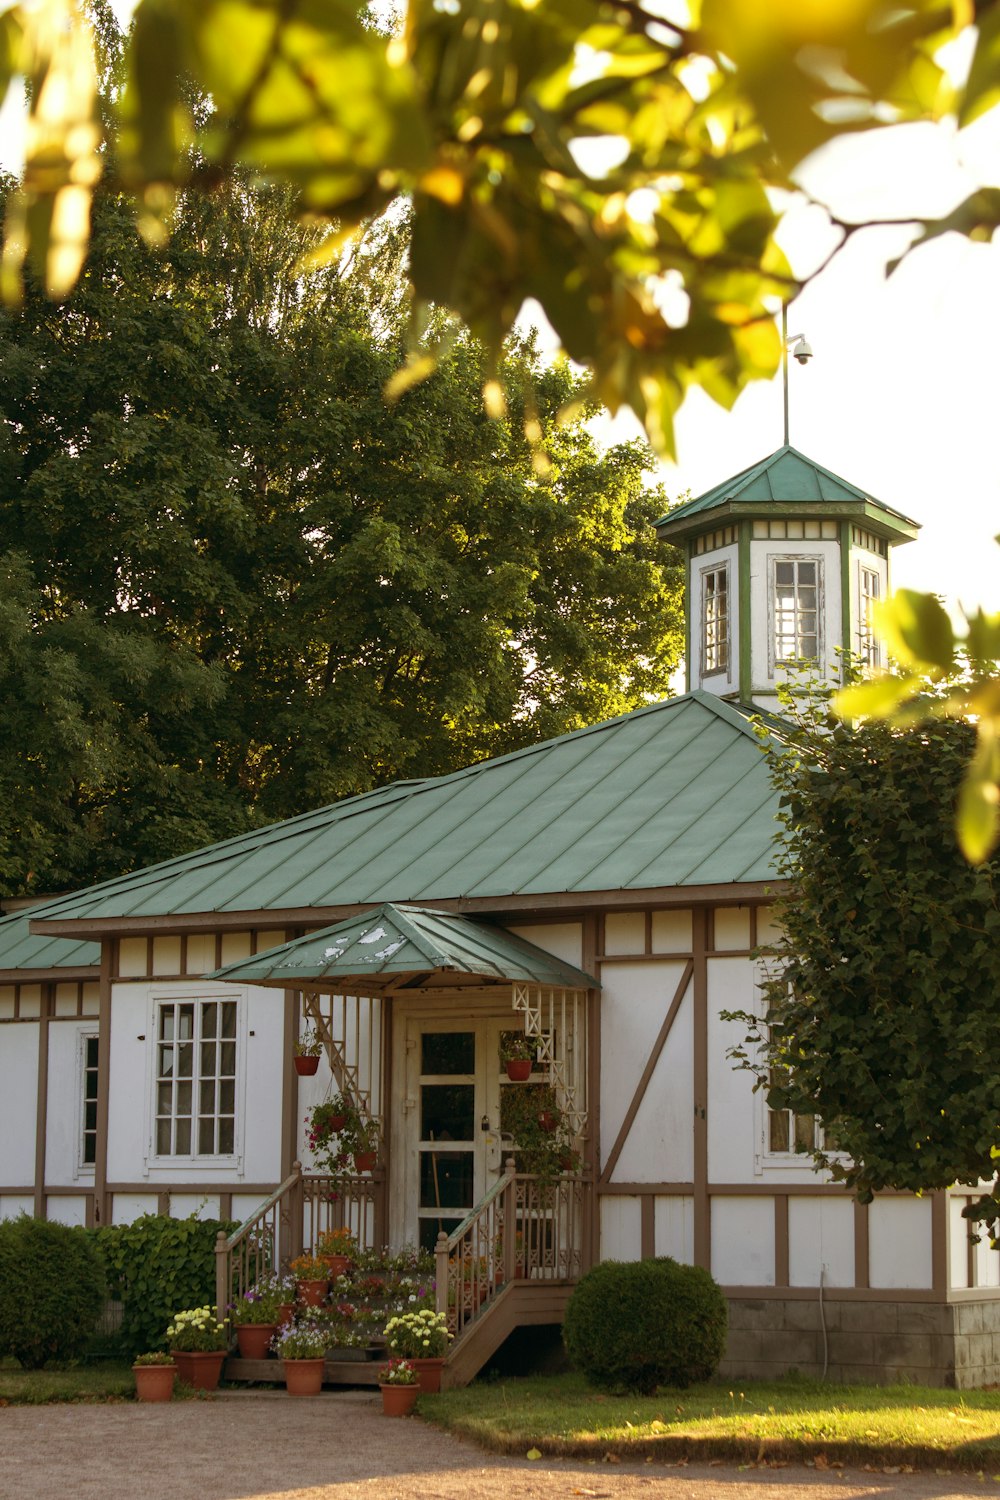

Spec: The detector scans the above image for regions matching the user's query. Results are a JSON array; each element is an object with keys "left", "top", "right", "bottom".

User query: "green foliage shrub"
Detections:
[
  {"left": 562, "top": 1257, "right": 727, "bottom": 1394},
  {"left": 0, "top": 1215, "right": 106, "bottom": 1368},
  {"left": 93, "top": 1212, "right": 235, "bottom": 1361}
]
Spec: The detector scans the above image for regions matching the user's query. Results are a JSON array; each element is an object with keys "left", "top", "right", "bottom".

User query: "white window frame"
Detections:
[
  {"left": 752, "top": 968, "right": 830, "bottom": 1176},
  {"left": 147, "top": 989, "right": 245, "bottom": 1169},
  {"left": 75, "top": 1029, "right": 99, "bottom": 1178},
  {"left": 858, "top": 563, "right": 882, "bottom": 667},
  {"left": 700, "top": 562, "right": 730, "bottom": 677},
  {"left": 768, "top": 554, "right": 824, "bottom": 674}
]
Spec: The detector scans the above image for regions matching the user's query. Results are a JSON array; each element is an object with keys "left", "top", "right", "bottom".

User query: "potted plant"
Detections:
[
  {"left": 499, "top": 1030, "right": 536, "bottom": 1081},
  {"left": 272, "top": 1319, "right": 328, "bottom": 1396},
  {"left": 339, "top": 1109, "right": 380, "bottom": 1173},
  {"left": 290, "top": 1253, "right": 330, "bottom": 1306},
  {"left": 231, "top": 1279, "right": 282, "bottom": 1359},
  {"left": 500, "top": 1083, "right": 574, "bottom": 1191},
  {"left": 317, "top": 1225, "right": 357, "bottom": 1279},
  {"left": 293, "top": 1027, "right": 323, "bottom": 1076},
  {"left": 307, "top": 1093, "right": 352, "bottom": 1157},
  {"left": 165, "top": 1306, "right": 229, "bottom": 1390},
  {"left": 132, "top": 1351, "right": 176, "bottom": 1402},
  {"left": 382, "top": 1308, "right": 452, "bottom": 1392},
  {"left": 378, "top": 1356, "right": 420, "bottom": 1416}
]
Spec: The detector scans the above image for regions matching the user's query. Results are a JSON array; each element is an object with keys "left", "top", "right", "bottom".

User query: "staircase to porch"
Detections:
[{"left": 218, "top": 1160, "right": 593, "bottom": 1388}]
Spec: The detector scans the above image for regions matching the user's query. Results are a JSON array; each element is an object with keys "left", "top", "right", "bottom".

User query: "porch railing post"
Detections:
[
  {"left": 435, "top": 1231, "right": 450, "bottom": 1318},
  {"left": 502, "top": 1157, "right": 517, "bottom": 1284},
  {"left": 214, "top": 1229, "right": 229, "bottom": 1324},
  {"left": 285, "top": 1159, "right": 304, "bottom": 1266}
]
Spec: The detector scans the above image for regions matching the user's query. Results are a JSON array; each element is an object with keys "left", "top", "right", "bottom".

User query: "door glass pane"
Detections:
[
  {"left": 419, "top": 1216, "right": 462, "bottom": 1253},
  {"left": 420, "top": 1083, "right": 474, "bottom": 1142},
  {"left": 421, "top": 1031, "right": 474, "bottom": 1075},
  {"left": 420, "top": 1149, "right": 473, "bottom": 1209}
]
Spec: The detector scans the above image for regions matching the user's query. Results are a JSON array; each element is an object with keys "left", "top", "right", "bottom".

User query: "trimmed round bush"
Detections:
[
  {"left": 563, "top": 1256, "right": 727, "bottom": 1393},
  {"left": 0, "top": 1215, "right": 106, "bottom": 1369}
]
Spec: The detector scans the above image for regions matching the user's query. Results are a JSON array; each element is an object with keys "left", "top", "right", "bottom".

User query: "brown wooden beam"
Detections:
[
  {"left": 93, "top": 942, "right": 113, "bottom": 1227},
  {"left": 692, "top": 909, "right": 709, "bottom": 1269},
  {"left": 33, "top": 984, "right": 52, "bottom": 1218}
]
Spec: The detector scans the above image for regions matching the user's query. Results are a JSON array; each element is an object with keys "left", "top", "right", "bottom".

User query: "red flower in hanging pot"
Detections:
[{"left": 537, "top": 1109, "right": 556, "bottom": 1133}]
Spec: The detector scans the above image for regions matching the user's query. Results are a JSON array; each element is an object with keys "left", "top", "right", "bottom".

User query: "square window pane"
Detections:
[
  {"left": 86, "top": 1037, "right": 99, "bottom": 1069},
  {"left": 156, "top": 1081, "right": 173, "bottom": 1114},
  {"left": 200, "top": 1080, "right": 216, "bottom": 1114},
  {"left": 157, "top": 1118, "right": 172, "bottom": 1153},
  {"left": 419, "top": 1149, "right": 473, "bottom": 1209},
  {"left": 176, "top": 1081, "right": 192, "bottom": 1115},
  {"left": 220, "top": 1041, "right": 236, "bottom": 1075},
  {"left": 201, "top": 1003, "right": 217, "bottom": 1039},
  {"left": 178, "top": 1005, "right": 194, "bottom": 1040},
  {"left": 201, "top": 1041, "right": 217, "bottom": 1078},
  {"left": 159, "top": 1010, "right": 174, "bottom": 1042},
  {"left": 421, "top": 1032, "right": 475, "bottom": 1075},
  {"left": 220, "top": 1079, "right": 235, "bottom": 1114},
  {"left": 775, "top": 562, "right": 794, "bottom": 586},
  {"left": 218, "top": 1118, "right": 235, "bottom": 1154},
  {"left": 83, "top": 1135, "right": 96, "bottom": 1166},
  {"left": 158, "top": 1046, "right": 174, "bottom": 1079},
  {"left": 176, "top": 1118, "right": 191, "bottom": 1154},
  {"left": 421, "top": 1083, "right": 475, "bottom": 1142},
  {"left": 768, "top": 1110, "right": 790, "bottom": 1152},
  {"left": 198, "top": 1117, "right": 216, "bottom": 1155},
  {"left": 177, "top": 1043, "right": 192, "bottom": 1078},
  {"left": 794, "top": 1114, "right": 815, "bottom": 1153},
  {"left": 221, "top": 1002, "right": 237, "bottom": 1038},
  {"left": 84, "top": 1101, "right": 97, "bottom": 1131}
]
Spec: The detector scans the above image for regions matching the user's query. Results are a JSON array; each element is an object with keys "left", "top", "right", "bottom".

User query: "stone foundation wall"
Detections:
[{"left": 720, "top": 1295, "right": 1000, "bottom": 1388}]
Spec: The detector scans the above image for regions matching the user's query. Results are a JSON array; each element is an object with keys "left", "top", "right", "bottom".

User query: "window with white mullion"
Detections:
[
  {"left": 772, "top": 557, "right": 821, "bottom": 665},
  {"left": 858, "top": 565, "right": 881, "bottom": 667},
  {"left": 81, "top": 1034, "right": 99, "bottom": 1168},
  {"left": 701, "top": 564, "right": 730, "bottom": 675},
  {"left": 156, "top": 998, "right": 237, "bottom": 1157}
]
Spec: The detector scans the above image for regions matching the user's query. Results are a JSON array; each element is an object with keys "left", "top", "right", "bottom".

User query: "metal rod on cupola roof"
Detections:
[{"left": 781, "top": 305, "right": 813, "bottom": 445}]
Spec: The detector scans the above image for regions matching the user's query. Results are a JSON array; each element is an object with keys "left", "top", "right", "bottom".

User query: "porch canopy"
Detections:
[{"left": 207, "top": 901, "right": 598, "bottom": 994}]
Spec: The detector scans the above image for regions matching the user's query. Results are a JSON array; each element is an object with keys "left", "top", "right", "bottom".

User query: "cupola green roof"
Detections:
[{"left": 656, "top": 445, "right": 919, "bottom": 545}]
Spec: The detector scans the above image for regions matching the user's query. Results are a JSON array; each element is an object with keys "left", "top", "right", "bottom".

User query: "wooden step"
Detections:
[
  {"left": 443, "top": 1281, "right": 575, "bottom": 1389},
  {"left": 225, "top": 1354, "right": 385, "bottom": 1386}
]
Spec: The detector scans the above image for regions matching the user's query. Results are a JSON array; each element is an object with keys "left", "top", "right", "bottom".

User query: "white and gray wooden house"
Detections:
[{"left": 2, "top": 445, "right": 992, "bottom": 1387}]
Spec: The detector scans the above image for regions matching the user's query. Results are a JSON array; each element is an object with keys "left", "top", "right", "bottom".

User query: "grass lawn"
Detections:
[
  {"left": 0, "top": 1360, "right": 138, "bottom": 1404},
  {"left": 421, "top": 1372, "right": 1000, "bottom": 1471}
]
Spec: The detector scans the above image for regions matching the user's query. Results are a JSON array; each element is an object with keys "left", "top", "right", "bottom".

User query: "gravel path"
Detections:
[{"left": 0, "top": 1391, "right": 993, "bottom": 1500}]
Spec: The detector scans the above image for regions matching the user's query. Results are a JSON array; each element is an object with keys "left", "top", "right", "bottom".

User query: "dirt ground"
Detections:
[{"left": 0, "top": 1391, "right": 995, "bottom": 1500}]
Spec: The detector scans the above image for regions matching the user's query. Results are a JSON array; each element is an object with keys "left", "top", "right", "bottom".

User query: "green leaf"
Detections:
[
  {"left": 878, "top": 589, "right": 955, "bottom": 674},
  {"left": 833, "top": 674, "right": 922, "bottom": 721}
]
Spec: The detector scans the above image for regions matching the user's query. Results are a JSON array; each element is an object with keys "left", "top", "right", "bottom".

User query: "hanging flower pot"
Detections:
[
  {"left": 505, "top": 1058, "right": 532, "bottom": 1081},
  {"left": 537, "top": 1109, "right": 557, "bottom": 1133},
  {"left": 353, "top": 1150, "right": 378, "bottom": 1173},
  {"left": 327, "top": 1112, "right": 348, "bottom": 1132},
  {"left": 294, "top": 1054, "right": 320, "bottom": 1076}
]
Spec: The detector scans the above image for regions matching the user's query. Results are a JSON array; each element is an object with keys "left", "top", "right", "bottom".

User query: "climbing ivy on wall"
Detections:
[{"left": 727, "top": 688, "right": 1000, "bottom": 1235}]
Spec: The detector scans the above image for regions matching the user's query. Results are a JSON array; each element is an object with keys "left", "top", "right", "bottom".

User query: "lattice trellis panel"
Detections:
[
  {"left": 300, "top": 990, "right": 383, "bottom": 1132},
  {"left": 511, "top": 983, "right": 588, "bottom": 1135}
]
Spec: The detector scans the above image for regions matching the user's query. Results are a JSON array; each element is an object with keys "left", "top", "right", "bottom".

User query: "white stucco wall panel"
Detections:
[
  {"left": 707, "top": 957, "right": 758, "bottom": 1183},
  {"left": 600, "top": 1195, "right": 641, "bottom": 1261},
  {"left": 170, "top": 1194, "right": 221, "bottom": 1220},
  {"left": 714, "top": 908, "right": 751, "bottom": 951},
  {"left": 600, "top": 960, "right": 693, "bottom": 1182},
  {"left": 654, "top": 1194, "right": 694, "bottom": 1263},
  {"left": 1, "top": 1195, "right": 34, "bottom": 1219},
  {"left": 948, "top": 1197, "right": 969, "bottom": 1289},
  {"left": 974, "top": 1232, "right": 1000, "bottom": 1289},
  {"left": 507, "top": 923, "right": 583, "bottom": 969},
  {"left": 18, "top": 987, "right": 41, "bottom": 1018},
  {"left": 651, "top": 909, "right": 692, "bottom": 954},
  {"left": 45, "top": 1021, "right": 95, "bottom": 1186},
  {"left": 186, "top": 933, "right": 216, "bottom": 975},
  {"left": 46, "top": 1195, "right": 88, "bottom": 1227},
  {"left": 231, "top": 1192, "right": 270, "bottom": 1224},
  {"left": 604, "top": 912, "right": 646, "bottom": 955},
  {"left": 711, "top": 1196, "right": 775, "bottom": 1286},
  {"left": 0, "top": 1025, "right": 38, "bottom": 1185},
  {"left": 756, "top": 908, "right": 783, "bottom": 947},
  {"left": 112, "top": 1194, "right": 159, "bottom": 1224},
  {"left": 868, "top": 1197, "right": 932, "bottom": 1289},
  {"left": 788, "top": 1197, "right": 854, "bottom": 1287}
]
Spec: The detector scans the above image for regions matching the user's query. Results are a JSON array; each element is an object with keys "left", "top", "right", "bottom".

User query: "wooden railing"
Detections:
[
  {"left": 436, "top": 1160, "right": 593, "bottom": 1340},
  {"left": 215, "top": 1160, "right": 385, "bottom": 1319}
]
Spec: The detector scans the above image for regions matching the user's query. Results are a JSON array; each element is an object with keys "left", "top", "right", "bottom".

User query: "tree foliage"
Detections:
[
  {"left": 2, "top": 0, "right": 998, "bottom": 454},
  {"left": 729, "top": 688, "right": 1000, "bottom": 1232},
  {"left": 0, "top": 170, "right": 683, "bottom": 895}
]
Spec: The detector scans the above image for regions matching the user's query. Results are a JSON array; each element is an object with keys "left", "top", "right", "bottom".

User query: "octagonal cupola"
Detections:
[{"left": 655, "top": 445, "right": 920, "bottom": 712}]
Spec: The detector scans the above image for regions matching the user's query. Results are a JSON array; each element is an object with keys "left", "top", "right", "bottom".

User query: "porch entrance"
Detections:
[{"left": 404, "top": 1016, "right": 510, "bottom": 1252}]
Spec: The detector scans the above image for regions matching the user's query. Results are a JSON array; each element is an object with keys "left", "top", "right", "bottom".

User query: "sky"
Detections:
[{"left": 1, "top": 22, "right": 998, "bottom": 621}]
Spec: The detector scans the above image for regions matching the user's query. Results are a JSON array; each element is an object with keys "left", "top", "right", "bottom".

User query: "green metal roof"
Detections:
[
  {"left": 27, "top": 691, "right": 782, "bottom": 936},
  {"left": 209, "top": 902, "right": 597, "bottom": 991},
  {"left": 0, "top": 905, "right": 100, "bottom": 978},
  {"left": 656, "top": 445, "right": 919, "bottom": 543}
]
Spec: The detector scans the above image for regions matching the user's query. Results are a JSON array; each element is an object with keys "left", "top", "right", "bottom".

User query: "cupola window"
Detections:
[
  {"left": 701, "top": 564, "right": 730, "bottom": 676},
  {"left": 771, "top": 556, "right": 821, "bottom": 666}
]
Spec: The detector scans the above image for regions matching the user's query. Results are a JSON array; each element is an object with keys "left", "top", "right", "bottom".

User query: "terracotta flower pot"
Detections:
[
  {"left": 277, "top": 1301, "right": 296, "bottom": 1328},
  {"left": 408, "top": 1356, "right": 445, "bottom": 1393},
  {"left": 353, "top": 1150, "right": 377, "bottom": 1173},
  {"left": 327, "top": 1112, "right": 348, "bottom": 1132},
  {"left": 133, "top": 1363, "right": 175, "bottom": 1402},
  {"left": 294, "top": 1054, "right": 320, "bottom": 1076},
  {"left": 380, "top": 1382, "right": 419, "bottom": 1416},
  {"left": 283, "top": 1357, "right": 325, "bottom": 1396},
  {"left": 296, "top": 1277, "right": 329, "bottom": 1307},
  {"left": 171, "top": 1349, "right": 226, "bottom": 1391},
  {"left": 235, "top": 1323, "right": 277, "bottom": 1359},
  {"left": 537, "top": 1109, "right": 556, "bottom": 1132},
  {"left": 505, "top": 1058, "right": 532, "bottom": 1081},
  {"left": 320, "top": 1253, "right": 351, "bottom": 1279}
]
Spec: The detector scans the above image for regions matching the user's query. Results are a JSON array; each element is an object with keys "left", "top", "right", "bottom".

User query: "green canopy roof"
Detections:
[
  {"left": 656, "top": 445, "right": 919, "bottom": 544},
  {"left": 208, "top": 903, "right": 597, "bottom": 992}
]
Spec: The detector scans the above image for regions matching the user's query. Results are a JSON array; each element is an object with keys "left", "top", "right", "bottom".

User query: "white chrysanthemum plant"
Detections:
[
  {"left": 165, "top": 1306, "right": 228, "bottom": 1352},
  {"left": 382, "top": 1307, "right": 452, "bottom": 1359}
]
